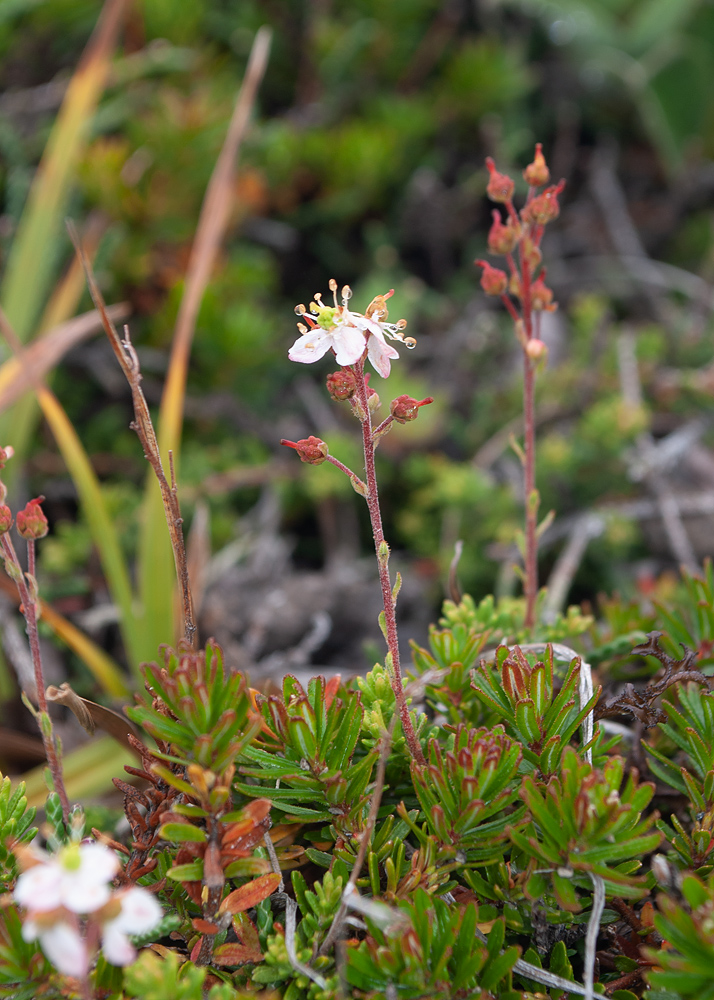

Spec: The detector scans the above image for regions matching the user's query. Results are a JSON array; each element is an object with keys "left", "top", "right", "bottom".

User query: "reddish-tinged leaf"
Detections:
[
  {"left": 219, "top": 873, "right": 281, "bottom": 914},
  {"left": 325, "top": 673, "right": 341, "bottom": 709},
  {"left": 213, "top": 941, "right": 263, "bottom": 966},
  {"left": 192, "top": 918, "right": 218, "bottom": 935}
]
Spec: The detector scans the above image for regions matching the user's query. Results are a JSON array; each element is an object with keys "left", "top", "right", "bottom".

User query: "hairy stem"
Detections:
[
  {"left": 353, "top": 359, "right": 425, "bottom": 766},
  {"left": 1, "top": 535, "right": 70, "bottom": 822},
  {"left": 515, "top": 204, "right": 539, "bottom": 628}
]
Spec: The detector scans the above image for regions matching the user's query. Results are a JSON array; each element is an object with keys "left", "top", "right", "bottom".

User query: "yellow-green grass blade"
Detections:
[
  {"left": 39, "top": 599, "right": 129, "bottom": 699},
  {"left": 37, "top": 389, "right": 142, "bottom": 680},
  {"left": 0, "top": 0, "right": 126, "bottom": 345},
  {"left": 21, "top": 734, "right": 134, "bottom": 809},
  {"left": 138, "top": 29, "right": 272, "bottom": 656}
]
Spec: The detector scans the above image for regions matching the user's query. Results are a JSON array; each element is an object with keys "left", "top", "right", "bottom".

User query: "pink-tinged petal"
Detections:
[
  {"left": 332, "top": 324, "right": 366, "bottom": 367},
  {"left": 39, "top": 922, "right": 88, "bottom": 977},
  {"left": 77, "top": 843, "right": 119, "bottom": 885},
  {"left": 367, "top": 334, "right": 399, "bottom": 378},
  {"left": 15, "top": 863, "right": 62, "bottom": 912},
  {"left": 101, "top": 924, "right": 136, "bottom": 966},
  {"left": 288, "top": 330, "right": 332, "bottom": 364},
  {"left": 111, "top": 887, "right": 163, "bottom": 934},
  {"left": 62, "top": 876, "right": 111, "bottom": 914}
]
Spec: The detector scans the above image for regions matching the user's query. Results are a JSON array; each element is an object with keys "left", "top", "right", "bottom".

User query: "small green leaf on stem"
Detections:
[
  {"left": 378, "top": 611, "right": 388, "bottom": 642},
  {"left": 392, "top": 572, "right": 402, "bottom": 605},
  {"left": 378, "top": 540, "right": 390, "bottom": 565},
  {"left": 527, "top": 489, "right": 540, "bottom": 515},
  {"left": 350, "top": 474, "right": 368, "bottom": 497},
  {"left": 536, "top": 509, "right": 555, "bottom": 539},
  {"left": 509, "top": 434, "right": 526, "bottom": 466}
]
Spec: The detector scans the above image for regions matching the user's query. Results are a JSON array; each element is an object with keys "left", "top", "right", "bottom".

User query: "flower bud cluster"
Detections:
[{"left": 476, "top": 145, "right": 564, "bottom": 352}]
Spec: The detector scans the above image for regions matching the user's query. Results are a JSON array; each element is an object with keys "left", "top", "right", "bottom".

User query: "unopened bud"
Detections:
[
  {"left": 485, "top": 158, "right": 515, "bottom": 203},
  {"left": 523, "top": 143, "right": 550, "bottom": 187},
  {"left": 16, "top": 497, "right": 48, "bottom": 540},
  {"left": 367, "top": 391, "right": 380, "bottom": 413},
  {"left": 475, "top": 260, "right": 508, "bottom": 296},
  {"left": 487, "top": 211, "right": 519, "bottom": 255},
  {"left": 281, "top": 436, "right": 329, "bottom": 465},
  {"left": 326, "top": 370, "right": 357, "bottom": 401},
  {"left": 0, "top": 445, "right": 13, "bottom": 469},
  {"left": 0, "top": 505, "right": 11, "bottom": 534},
  {"left": 390, "top": 395, "right": 433, "bottom": 424},
  {"left": 525, "top": 338, "right": 547, "bottom": 362}
]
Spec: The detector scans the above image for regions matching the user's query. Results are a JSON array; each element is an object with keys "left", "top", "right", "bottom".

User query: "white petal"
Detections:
[
  {"left": 332, "top": 325, "right": 367, "bottom": 367},
  {"left": 288, "top": 330, "right": 332, "bottom": 364},
  {"left": 101, "top": 924, "right": 136, "bottom": 967},
  {"left": 14, "top": 864, "right": 62, "bottom": 912},
  {"left": 62, "top": 876, "right": 111, "bottom": 914},
  {"left": 39, "top": 922, "right": 88, "bottom": 977},
  {"left": 367, "top": 333, "right": 399, "bottom": 378},
  {"left": 77, "top": 843, "right": 120, "bottom": 884},
  {"left": 111, "top": 887, "right": 163, "bottom": 934}
]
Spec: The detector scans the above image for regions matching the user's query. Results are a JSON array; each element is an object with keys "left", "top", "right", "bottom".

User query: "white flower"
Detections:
[
  {"left": 288, "top": 281, "right": 414, "bottom": 378},
  {"left": 100, "top": 887, "right": 163, "bottom": 967},
  {"left": 14, "top": 841, "right": 163, "bottom": 975},
  {"left": 23, "top": 919, "right": 88, "bottom": 978},
  {"left": 14, "top": 842, "right": 119, "bottom": 915}
]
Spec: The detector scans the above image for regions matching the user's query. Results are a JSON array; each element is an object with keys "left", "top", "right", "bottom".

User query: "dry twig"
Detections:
[{"left": 67, "top": 222, "right": 197, "bottom": 647}]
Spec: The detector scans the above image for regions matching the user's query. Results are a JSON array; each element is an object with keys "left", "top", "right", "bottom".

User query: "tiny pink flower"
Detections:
[{"left": 288, "top": 281, "right": 413, "bottom": 378}]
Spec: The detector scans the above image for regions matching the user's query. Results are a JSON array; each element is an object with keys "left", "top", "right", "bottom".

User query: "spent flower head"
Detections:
[
  {"left": 16, "top": 497, "right": 48, "bottom": 540},
  {"left": 288, "top": 280, "right": 414, "bottom": 378}
]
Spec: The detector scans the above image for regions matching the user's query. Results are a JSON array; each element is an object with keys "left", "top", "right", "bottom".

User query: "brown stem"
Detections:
[
  {"left": 353, "top": 360, "right": 425, "bottom": 766},
  {"left": 1, "top": 535, "right": 70, "bottom": 822},
  {"left": 67, "top": 225, "right": 197, "bottom": 649}
]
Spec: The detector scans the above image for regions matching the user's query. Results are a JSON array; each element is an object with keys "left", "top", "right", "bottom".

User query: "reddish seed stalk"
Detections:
[
  {"left": 518, "top": 216, "right": 539, "bottom": 627},
  {"left": 1, "top": 535, "right": 70, "bottom": 822},
  {"left": 353, "top": 358, "right": 425, "bottom": 766}
]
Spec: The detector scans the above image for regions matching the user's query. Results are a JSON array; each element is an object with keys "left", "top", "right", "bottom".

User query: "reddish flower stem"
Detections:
[
  {"left": 511, "top": 196, "right": 539, "bottom": 628},
  {"left": 1, "top": 535, "right": 70, "bottom": 822},
  {"left": 353, "top": 358, "right": 425, "bottom": 766}
]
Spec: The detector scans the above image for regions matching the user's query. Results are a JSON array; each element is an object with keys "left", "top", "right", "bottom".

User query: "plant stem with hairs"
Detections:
[
  {"left": 0, "top": 531, "right": 70, "bottom": 822},
  {"left": 476, "top": 146, "right": 564, "bottom": 628},
  {"left": 352, "top": 357, "right": 426, "bottom": 766}
]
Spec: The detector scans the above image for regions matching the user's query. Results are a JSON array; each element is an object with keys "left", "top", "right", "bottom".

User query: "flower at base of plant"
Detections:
[
  {"left": 390, "top": 395, "right": 434, "bottom": 423},
  {"left": 487, "top": 210, "right": 519, "bottom": 254},
  {"left": 523, "top": 143, "right": 550, "bottom": 187},
  {"left": 280, "top": 436, "right": 329, "bottom": 465},
  {"left": 525, "top": 339, "right": 547, "bottom": 362},
  {"left": 474, "top": 260, "right": 508, "bottom": 296},
  {"left": 16, "top": 496, "right": 49, "bottom": 539},
  {"left": 14, "top": 841, "right": 162, "bottom": 976},
  {"left": 0, "top": 504, "right": 12, "bottom": 534},
  {"left": 326, "top": 369, "right": 357, "bottom": 400},
  {"left": 485, "top": 157, "right": 515, "bottom": 203},
  {"left": 288, "top": 280, "right": 412, "bottom": 378}
]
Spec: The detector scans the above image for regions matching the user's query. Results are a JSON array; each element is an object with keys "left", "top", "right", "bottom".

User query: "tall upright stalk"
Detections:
[
  {"left": 283, "top": 282, "right": 432, "bottom": 766},
  {"left": 352, "top": 358, "right": 426, "bottom": 766},
  {"left": 476, "top": 146, "right": 565, "bottom": 629}
]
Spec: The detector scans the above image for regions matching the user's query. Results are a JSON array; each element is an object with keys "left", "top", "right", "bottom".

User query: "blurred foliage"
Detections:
[{"left": 2, "top": 0, "right": 714, "bottom": 648}]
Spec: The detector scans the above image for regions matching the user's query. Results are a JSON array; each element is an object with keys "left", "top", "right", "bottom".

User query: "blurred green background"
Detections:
[{"left": 2, "top": 0, "right": 714, "bottom": 693}]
